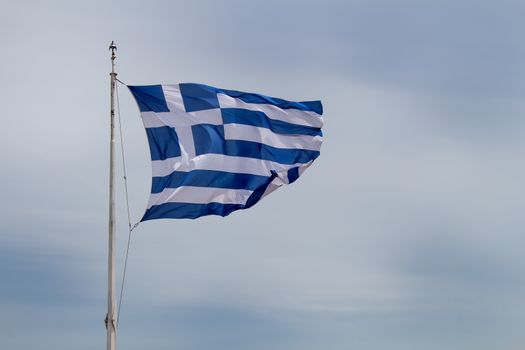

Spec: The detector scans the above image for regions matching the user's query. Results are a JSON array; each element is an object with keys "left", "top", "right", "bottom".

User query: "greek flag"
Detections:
[{"left": 128, "top": 83, "right": 323, "bottom": 220}]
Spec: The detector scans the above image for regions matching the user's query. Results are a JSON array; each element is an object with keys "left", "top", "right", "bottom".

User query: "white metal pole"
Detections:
[{"left": 107, "top": 41, "right": 117, "bottom": 350}]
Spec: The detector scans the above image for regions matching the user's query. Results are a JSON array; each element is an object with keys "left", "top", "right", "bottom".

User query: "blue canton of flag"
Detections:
[{"left": 128, "top": 83, "right": 323, "bottom": 220}]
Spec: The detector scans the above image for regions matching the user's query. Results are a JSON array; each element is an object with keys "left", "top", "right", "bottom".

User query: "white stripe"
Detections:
[
  {"left": 217, "top": 93, "right": 323, "bottom": 128},
  {"left": 147, "top": 186, "right": 253, "bottom": 208},
  {"left": 141, "top": 109, "right": 223, "bottom": 128},
  {"left": 162, "top": 84, "right": 185, "bottom": 112},
  {"left": 151, "top": 154, "right": 306, "bottom": 178},
  {"left": 140, "top": 112, "right": 166, "bottom": 128},
  {"left": 175, "top": 126, "right": 196, "bottom": 159},
  {"left": 224, "top": 124, "right": 322, "bottom": 151}
]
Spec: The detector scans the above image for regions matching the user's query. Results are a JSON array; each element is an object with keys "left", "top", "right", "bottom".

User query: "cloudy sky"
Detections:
[{"left": 1, "top": 0, "right": 524, "bottom": 349}]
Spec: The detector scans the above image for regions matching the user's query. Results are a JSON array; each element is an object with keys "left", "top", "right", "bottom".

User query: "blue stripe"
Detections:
[
  {"left": 287, "top": 167, "right": 300, "bottom": 184},
  {"left": 128, "top": 85, "right": 169, "bottom": 112},
  {"left": 219, "top": 140, "right": 319, "bottom": 164},
  {"left": 142, "top": 202, "right": 245, "bottom": 220},
  {"left": 151, "top": 170, "right": 271, "bottom": 193},
  {"left": 190, "top": 124, "right": 319, "bottom": 164},
  {"left": 219, "top": 88, "right": 323, "bottom": 115},
  {"left": 173, "top": 83, "right": 323, "bottom": 114},
  {"left": 142, "top": 172, "right": 276, "bottom": 220},
  {"left": 244, "top": 171, "right": 277, "bottom": 208},
  {"left": 146, "top": 127, "right": 181, "bottom": 161},
  {"left": 220, "top": 108, "right": 322, "bottom": 136}
]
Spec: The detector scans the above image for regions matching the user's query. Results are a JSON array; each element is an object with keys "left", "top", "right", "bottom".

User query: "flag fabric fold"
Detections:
[{"left": 128, "top": 83, "right": 323, "bottom": 220}]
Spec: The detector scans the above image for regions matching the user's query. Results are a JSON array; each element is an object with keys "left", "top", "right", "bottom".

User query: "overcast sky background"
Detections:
[{"left": 1, "top": 0, "right": 524, "bottom": 349}]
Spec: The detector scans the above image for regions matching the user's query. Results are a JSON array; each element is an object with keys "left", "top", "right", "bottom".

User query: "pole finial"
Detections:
[{"left": 109, "top": 41, "right": 117, "bottom": 61}]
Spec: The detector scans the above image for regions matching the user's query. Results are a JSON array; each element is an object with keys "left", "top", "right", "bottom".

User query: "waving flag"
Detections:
[{"left": 128, "top": 83, "right": 323, "bottom": 220}]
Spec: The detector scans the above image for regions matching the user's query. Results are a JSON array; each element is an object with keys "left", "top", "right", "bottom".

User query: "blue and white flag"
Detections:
[{"left": 128, "top": 83, "right": 323, "bottom": 220}]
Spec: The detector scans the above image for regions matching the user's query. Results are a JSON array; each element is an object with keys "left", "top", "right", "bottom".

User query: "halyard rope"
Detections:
[{"left": 115, "top": 81, "right": 139, "bottom": 327}]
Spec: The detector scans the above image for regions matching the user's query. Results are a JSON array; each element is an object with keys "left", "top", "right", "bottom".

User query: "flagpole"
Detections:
[{"left": 106, "top": 40, "right": 117, "bottom": 350}]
